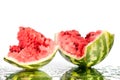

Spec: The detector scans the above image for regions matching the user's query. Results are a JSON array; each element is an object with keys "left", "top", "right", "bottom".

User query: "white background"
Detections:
[{"left": 0, "top": 0, "right": 120, "bottom": 67}]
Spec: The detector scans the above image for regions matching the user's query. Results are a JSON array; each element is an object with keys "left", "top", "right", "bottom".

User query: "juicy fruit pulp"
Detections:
[
  {"left": 57, "top": 30, "right": 101, "bottom": 58},
  {"left": 57, "top": 30, "right": 114, "bottom": 67},
  {"left": 4, "top": 27, "right": 57, "bottom": 69},
  {"left": 61, "top": 67, "right": 104, "bottom": 80}
]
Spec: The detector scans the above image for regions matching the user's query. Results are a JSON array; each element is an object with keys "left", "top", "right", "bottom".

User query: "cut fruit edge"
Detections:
[
  {"left": 56, "top": 30, "right": 114, "bottom": 60},
  {"left": 4, "top": 46, "right": 58, "bottom": 69}
]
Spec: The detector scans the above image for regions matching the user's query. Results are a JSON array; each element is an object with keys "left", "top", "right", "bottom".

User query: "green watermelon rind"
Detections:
[
  {"left": 6, "top": 70, "right": 52, "bottom": 80},
  {"left": 61, "top": 67, "right": 104, "bottom": 80},
  {"left": 4, "top": 46, "right": 58, "bottom": 70},
  {"left": 58, "top": 31, "right": 114, "bottom": 67}
]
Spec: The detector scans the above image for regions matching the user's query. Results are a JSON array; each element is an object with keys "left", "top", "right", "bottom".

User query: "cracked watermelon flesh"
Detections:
[
  {"left": 4, "top": 27, "right": 57, "bottom": 70},
  {"left": 56, "top": 30, "right": 114, "bottom": 67},
  {"left": 61, "top": 67, "right": 104, "bottom": 80}
]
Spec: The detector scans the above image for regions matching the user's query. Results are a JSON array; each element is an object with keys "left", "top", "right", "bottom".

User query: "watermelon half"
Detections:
[
  {"left": 56, "top": 30, "right": 114, "bottom": 67},
  {"left": 61, "top": 67, "right": 104, "bottom": 80},
  {"left": 4, "top": 27, "right": 58, "bottom": 70},
  {"left": 6, "top": 70, "right": 52, "bottom": 80}
]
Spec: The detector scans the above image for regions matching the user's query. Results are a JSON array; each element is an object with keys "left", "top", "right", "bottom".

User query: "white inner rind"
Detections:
[
  {"left": 59, "top": 47, "right": 85, "bottom": 60},
  {"left": 58, "top": 31, "right": 107, "bottom": 60},
  {"left": 5, "top": 46, "right": 58, "bottom": 65},
  {"left": 85, "top": 31, "right": 104, "bottom": 48}
]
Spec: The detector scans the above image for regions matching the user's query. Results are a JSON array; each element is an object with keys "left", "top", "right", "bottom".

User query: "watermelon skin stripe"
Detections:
[
  {"left": 85, "top": 31, "right": 114, "bottom": 67},
  {"left": 59, "top": 31, "right": 114, "bottom": 67},
  {"left": 61, "top": 67, "right": 104, "bottom": 80},
  {"left": 4, "top": 47, "right": 58, "bottom": 70},
  {"left": 6, "top": 70, "right": 52, "bottom": 80},
  {"left": 59, "top": 49, "right": 86, "bottom": 67}
]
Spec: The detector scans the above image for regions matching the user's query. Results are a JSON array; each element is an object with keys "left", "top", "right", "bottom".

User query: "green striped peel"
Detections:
[
  {"left": 6, "top": 70, "right": 52, "bottom": 80},
  {"left": 61, "top": 67, "right": 104, "bottom": 80},
  {"left": 59, "top": 31, "right": 114, "bottom": 67},
  {"left": 4, "top": 47, "right": 58, "bottom": 70}
]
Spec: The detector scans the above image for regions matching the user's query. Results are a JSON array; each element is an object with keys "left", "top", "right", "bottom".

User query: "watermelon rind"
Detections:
[
  {"left": 6, "top": 70, "right": 52, "bottom": 80},
  {"left": 58, "top": 31, "right": 114, "bottom": 67},
  {"left": 4, "top": 46, "right": 58, "bottom": 70},
  {"left": 61, "top": 67, "right": 104, "bottom": 80}
]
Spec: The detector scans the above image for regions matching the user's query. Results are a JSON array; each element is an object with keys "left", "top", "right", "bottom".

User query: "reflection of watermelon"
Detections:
[
  {"left": 56, "top": 30, "right": 114, "bottom": 67},
  {"left": 4, "top": 27, "right": 58, "bottom": 70},
  {"left": 61, "top": 67, "right": 104, "bottom": 80},
  {"left": 6, "top": 70, "right": 52, "bottom": 80}
]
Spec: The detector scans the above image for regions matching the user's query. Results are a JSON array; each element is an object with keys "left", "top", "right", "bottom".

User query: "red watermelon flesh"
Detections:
[
  {"left": 8, "top": 27, "right": 55, "bottom": 63},
  {"left": 57, "top": 30, "right": 101, "bottom": 58}
]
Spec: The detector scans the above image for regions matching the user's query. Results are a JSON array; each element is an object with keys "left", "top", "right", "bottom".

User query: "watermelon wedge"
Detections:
[
  {"left": 56, "top": 30, "right": 114, "bottom": 67},
  {"left": 4, "top": 27, "right": 58, "bottom": 70}
]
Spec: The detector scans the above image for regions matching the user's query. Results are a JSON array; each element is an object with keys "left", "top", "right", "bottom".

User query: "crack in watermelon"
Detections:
[
  {"left": 8, "top": 27, "right": 55, "bottom": 63},
  {"left": 58, "top": 30, "right": 102, "bottom": 58}
]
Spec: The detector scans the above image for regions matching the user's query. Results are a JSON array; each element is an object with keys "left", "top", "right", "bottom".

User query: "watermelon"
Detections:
[
  {"left": 4, "top": 27, "right": 58, "bottom": 70},
  {"left": 61, "top": 67, "right": 104, "bottom": 80},
  {"left": 6, "top": 70, "right": 52, "bottom": 80},
  {"left": 56, "top": 30, "right": 114, "bottom": 67}
]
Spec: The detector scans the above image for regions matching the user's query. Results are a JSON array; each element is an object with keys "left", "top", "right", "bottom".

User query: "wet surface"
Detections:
[{"left": 0, "top": 62, "right": 120, "bottom": 80}]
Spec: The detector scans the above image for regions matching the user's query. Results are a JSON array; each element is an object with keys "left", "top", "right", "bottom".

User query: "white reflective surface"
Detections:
[{"left": 0, "top": 0, "right": 120, "bottom": 79}]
